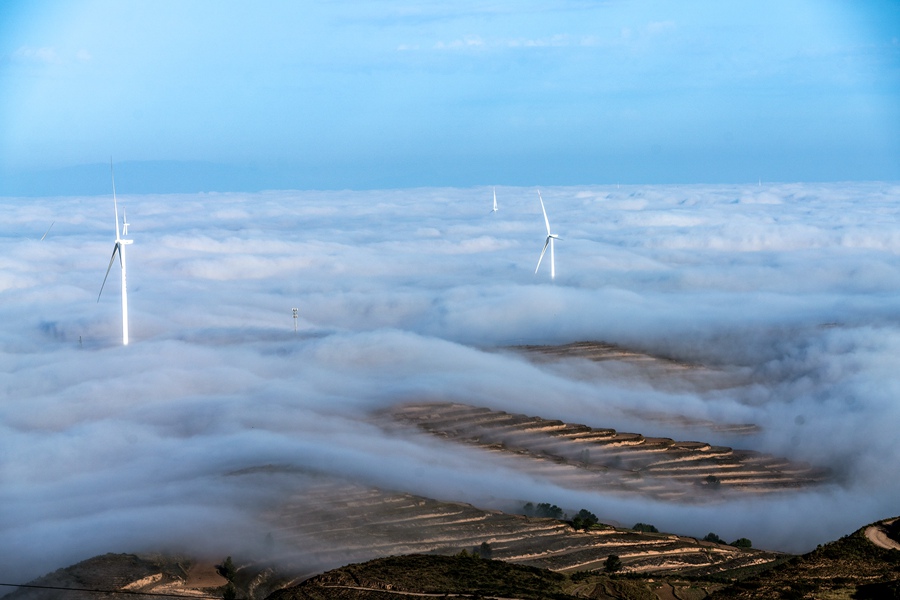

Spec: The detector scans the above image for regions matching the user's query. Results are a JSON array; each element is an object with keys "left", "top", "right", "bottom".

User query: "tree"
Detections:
[
  {"left": 604, "top": 554, "right": 622, "bottom": 573},
  {"left": 731, "top": 537, "right": 752, "bottom": 548},
  {"left": 633, "top": 523, "right": 658, "bottom": 533},
  {"left": 222, "top": 583, "right": 237, "bottom": 600},
  {"left": 702, "top": 532, "right": 725, "bottom": 544},
  {"left": 476, "top": 541, "right": 493, "bottom": 559},
  {"left": 573, "top": 509, "right": 598, "bottom": 531},
  {"left": 218, "top": 556, "right": 237, "bottom": 582}
]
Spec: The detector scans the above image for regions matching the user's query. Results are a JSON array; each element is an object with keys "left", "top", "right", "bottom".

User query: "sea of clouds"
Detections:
[{"left": 2, "top": 181, "right": 899, "bottom": 583}]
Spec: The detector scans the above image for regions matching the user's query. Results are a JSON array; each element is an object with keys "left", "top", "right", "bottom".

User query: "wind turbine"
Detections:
[
  {"left": 97, "top": 161, "right": 133, "bottom": 346},
  {"left": 490, "top": 187, "right": 498, "bottom": 214},
  {"left": 534, "top": 190, "right": 559, "bottom": 280}
]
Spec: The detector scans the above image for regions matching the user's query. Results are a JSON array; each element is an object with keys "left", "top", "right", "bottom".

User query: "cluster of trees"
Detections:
[
  {"left": 522, "top": 502, "right": 564, "bottom": 519},
  {"left": 632, "top": 523, "right": 659, "bottom": 533},
  {"left": 522, "top": 502, "right": 603, "bottom": 531},
  {"left": 572, "top": 509, "right": 599, "bottom": 531},
  {"left": 702, "top": 532, "right": 752, "bottom": 548},
  {"left": 458, "top": 542, "right": 494, "bottom": 560}
]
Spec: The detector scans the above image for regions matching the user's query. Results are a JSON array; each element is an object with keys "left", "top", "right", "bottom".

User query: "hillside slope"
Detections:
[{"left": 707, "top": 517, "right": 900, "bottom": 599}]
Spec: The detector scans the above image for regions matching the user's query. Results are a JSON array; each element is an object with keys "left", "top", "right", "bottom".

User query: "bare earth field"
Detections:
[
  {"left": 381, "top": 401, "right": 829, "bottom": 502},
  {"left": 260, "top": 474, "right": 780, "bottom": 576}
]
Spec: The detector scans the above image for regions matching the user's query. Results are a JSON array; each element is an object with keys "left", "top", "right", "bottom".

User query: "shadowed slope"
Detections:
[
  {"left": 708, "top": 517, "right": 900, "bottom": 599},
  {"left": 260, "top": 474, "right": 778, "bottom": 577}
]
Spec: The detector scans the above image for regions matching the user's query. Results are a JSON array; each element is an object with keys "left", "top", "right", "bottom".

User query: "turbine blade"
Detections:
[
  {"left": 98, "top": 244, "right": 120, "bottom": 302},
  {"left": 538, "top": 190, "right": 551, "bottom": 235},
  {"left": 493, "top": 187, "right": 498, "bottom": 211},
  {"left": 535, "top": 236, "right": 550, "bottom": 273},
  {"left": 40, "top": 221, "right": 55, "bottom": 241}
]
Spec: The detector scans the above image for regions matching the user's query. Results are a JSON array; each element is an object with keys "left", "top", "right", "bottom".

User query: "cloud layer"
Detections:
[{"left": 2, "top": 181, "right": 900, "bottom": 583}]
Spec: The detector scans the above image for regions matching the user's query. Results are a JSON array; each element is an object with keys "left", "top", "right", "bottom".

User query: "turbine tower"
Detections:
[
  {"left": 534, "top": 190, "right": 559, "bottom": 280},
  {"left": 98, "top": 161, "right": 133, "bottom": 345},
  {"left": 491, "top": 187, "right": 498, "bottom": 214}
]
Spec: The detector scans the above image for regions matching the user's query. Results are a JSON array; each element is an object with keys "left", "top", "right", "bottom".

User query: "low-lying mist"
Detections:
[{"left": 2, "top": 182, "right": 899, "bottom": 584}]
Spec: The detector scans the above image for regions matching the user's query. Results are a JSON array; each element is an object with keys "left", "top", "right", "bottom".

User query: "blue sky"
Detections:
[{"left": 1, "top": 0, "right": 898, "bottom": 193}]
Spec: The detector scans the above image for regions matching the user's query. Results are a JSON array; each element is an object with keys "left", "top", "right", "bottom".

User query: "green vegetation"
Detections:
[
  {"left": 708, "top": 518, "right": 900, "bottom": 599},
  {"left": 632, "top": 522, "right": 659, "bottom": 533},
  {"left": 478, "top": 542, "right": 494, "bottom": 560},
  {"left": 572, "top": 508, "right": 599, "bottom": 531},
  {"left": 887, "top": 519, "right": 900, "bottom": 544},
  {"left": 702, "top": 533, "right": 725, "bottom": 544},
  {"left": 268, "top": 554, "right": 744, "bottom": 600},
  {"left": 605, "top": 554, "right": 623, "bottom": 573},
  {"left": 269, "top": 554, "right": 573, "bottom": 600},
  {"left": 222, "top": 582, "right": 237, "bottom": 600},
  {"left": 218, "top": 555, "right": 236, "bottom": 582},
  {"left": 730, "top": 538, "right": 752, "bottom": 549},
  {"left": 522, "top": 501, "right": 565, "bottom": 519}
]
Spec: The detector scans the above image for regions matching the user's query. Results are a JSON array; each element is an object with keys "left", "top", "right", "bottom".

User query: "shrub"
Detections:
[
  {"left": 476, "top": 542, "right": 493, "bottom": 559},
  {"left": 605, "top": 555, "right": 623, "bottom": 573}
]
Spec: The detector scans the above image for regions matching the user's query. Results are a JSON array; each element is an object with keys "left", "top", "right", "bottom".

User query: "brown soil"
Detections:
[
  {"left": 380, "top": 401, "right": 829, "bottom": 502},
  {"left": 256, "top": 474, "right": 780, "bottom": 578},
  {"left": 864, "top": 519, "right": 900, "bottom": 551}
]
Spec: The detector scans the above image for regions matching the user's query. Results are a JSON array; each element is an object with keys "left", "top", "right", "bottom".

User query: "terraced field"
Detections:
[
  {"left": 263, "top": 476, "right": 778, "bottom": 577},
  {"left": 381, "top": 402, "right": 829, "bottom": 501}
]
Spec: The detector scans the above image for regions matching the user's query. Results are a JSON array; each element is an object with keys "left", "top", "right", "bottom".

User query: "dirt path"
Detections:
[
  {"left": 865, "top": 519, "right": 900, "bottom": 551},
  {"left": 654, "top": 582, "right": 678, "bottom": 600}
]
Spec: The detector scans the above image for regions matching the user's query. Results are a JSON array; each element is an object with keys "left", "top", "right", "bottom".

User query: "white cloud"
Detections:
[
  {"left": 12, "top": 46, "right": 60, "bottom": 64},
  {"left": 506, "top": 34, "right": 571, "bottom": 48},
  {"left": 646, "top": 20, "right": 676, "bottom": 35},
  {"left": 1, "top": 182, "right": 899, "bottom": 581},
  {"left": 433, "top": 35, "right": 485, "bottom": 50}
]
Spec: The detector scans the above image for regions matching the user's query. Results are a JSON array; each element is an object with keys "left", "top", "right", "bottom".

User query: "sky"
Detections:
[
  {"left": 1, "top": 0, "right": 898, "bottom": 194},
  {"left": 2, "top": 181, "right": 900, "bottom": 583}
]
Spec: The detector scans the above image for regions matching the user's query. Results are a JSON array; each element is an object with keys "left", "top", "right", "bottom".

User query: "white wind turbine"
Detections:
[
  {"left": 97, "top": 162, "right": 133, "bottom": 346},
  {"left": 490, "top": 187, "right": 498, "bottom": 214},
  {"left": 534, "top": 190, "right": 559, "bottom": 280}
]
